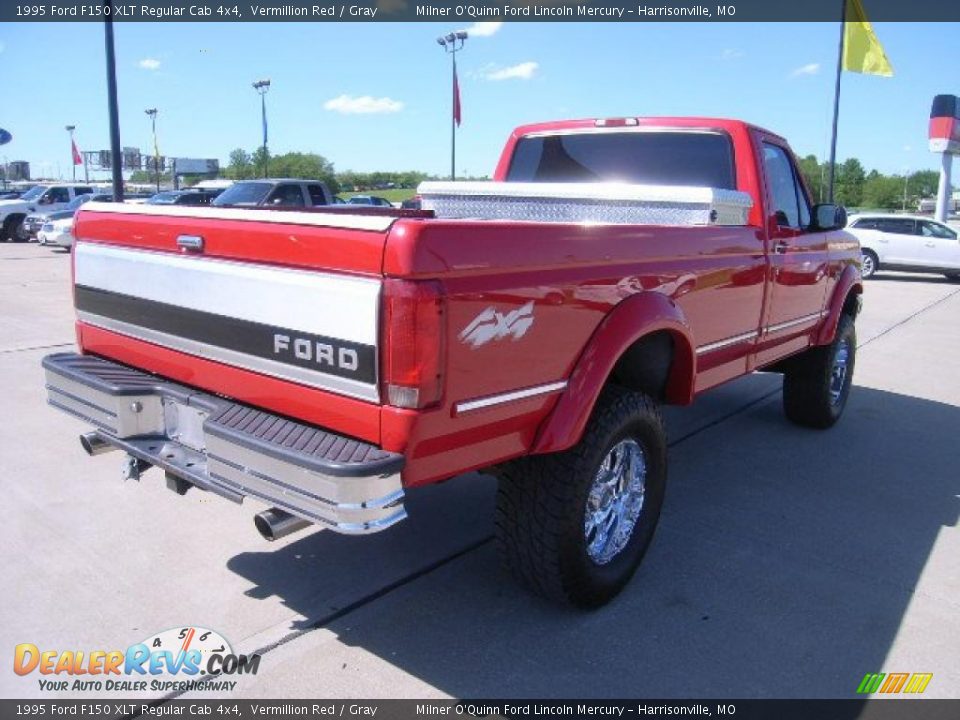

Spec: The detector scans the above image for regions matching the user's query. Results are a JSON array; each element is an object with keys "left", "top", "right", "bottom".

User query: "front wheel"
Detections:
[
  {"left": 860, "top": 250, "right": 879, "bottom": 279},
  {"left": 495, "top": 387, "right": 667, "bottom": 608},
  {"left": 783, "top": 314, "right": 856, "bottom": 429}
]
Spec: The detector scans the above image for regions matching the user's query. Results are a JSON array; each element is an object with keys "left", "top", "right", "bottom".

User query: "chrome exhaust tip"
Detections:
[
  {"left": 254, "top": 508, "right": 311, "bottom": 542},
  {"left": 80, "top": 431, "right": 117, "bottom": 457}
]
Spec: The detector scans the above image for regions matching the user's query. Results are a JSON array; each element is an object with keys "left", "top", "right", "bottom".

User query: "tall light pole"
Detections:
[
  {"left": 103, "top": 5, "right": 124, "bottom": 202},
  {"left": 145, "top": 108, "right": 159, "bottom": 193},
  {"left": 252, "top": 79, "right": 271, "bottom": 178},
  {"left": 437, "top": 31, "right": 467, "bottom": 180},
  {"left": 65, "top": 125, "right": 76, "bottom": 182}
]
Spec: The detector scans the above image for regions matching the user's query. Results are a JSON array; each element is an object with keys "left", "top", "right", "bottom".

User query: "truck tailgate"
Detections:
[{"left": 72, "top": 203, "right": 397, "bottom": 439}]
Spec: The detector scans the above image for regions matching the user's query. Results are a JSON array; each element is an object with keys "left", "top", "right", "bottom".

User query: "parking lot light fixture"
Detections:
[
  {"left": 252, "top": 79, "right": 271, "bottom": 178},
  {"left": 145, "top": 108, "right": 159, "bottom": 193},
  {"left": 437, "top": 31, "right": 467, "bottom": 180}
]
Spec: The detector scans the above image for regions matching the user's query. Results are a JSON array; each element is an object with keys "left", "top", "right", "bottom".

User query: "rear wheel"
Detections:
[
  {"left": 495, "top": 387, "right": 667, "bottom": 608},
  {"left": 1, "top": 216, "right": 20, "bottom": 243},
  {"left": 860, "top": 250, "right": 879, "bottom": 279},
  {"left": 783, "top": 314, "right": 856, "bottom": 429}
]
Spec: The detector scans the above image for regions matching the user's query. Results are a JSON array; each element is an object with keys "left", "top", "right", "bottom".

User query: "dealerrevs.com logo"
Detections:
[{"left": 14, "top": 626, "right": 260, "bottom": 693}]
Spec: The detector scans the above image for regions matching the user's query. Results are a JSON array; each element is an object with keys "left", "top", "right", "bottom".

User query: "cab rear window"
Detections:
[{"left": 506, "top": 130, "right": 736, "bottom": 189}]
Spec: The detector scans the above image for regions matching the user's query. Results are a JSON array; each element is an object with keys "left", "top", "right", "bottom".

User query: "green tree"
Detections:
[
  {"left": 797, "top": 154, "right": 824, "bottom": 203},
  {"left": 835, "top": 158, "right": 865, "bottom": 208},
  {"left": 908, "top": 170, "right": 939, "bottom": 200},
  {"left": 862, "top": 174, "right": 905, "bottom": 210},
  {"left": 225, "top": 149, "right": 254, "bottom": 180}
]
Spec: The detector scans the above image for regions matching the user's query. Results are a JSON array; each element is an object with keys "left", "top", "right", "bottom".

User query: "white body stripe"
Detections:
[
  {"left": 75, "top": 243, "right": 381, "bottom": 346},
  {"left": 455, "top": 381, "right": 568, "bottom": 414},
  {"left": 79, "top": 201, "right": 398, "bottom": 232}
]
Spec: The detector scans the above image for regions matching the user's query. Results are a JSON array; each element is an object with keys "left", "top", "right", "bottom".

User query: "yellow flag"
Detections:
[{"left": 843, "top": 0, "right": 894, "bottom": 76}]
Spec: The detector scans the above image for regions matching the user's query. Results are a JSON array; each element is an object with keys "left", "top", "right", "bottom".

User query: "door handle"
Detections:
[
  {"left": 924, "top": 242, "right": 936, "bottom": 248},
  {"left": 177, "top": 235, "right": 204, "bottom": 252},
  {"left": 773, "top": 240, "right": 789, "bottom": 254}
]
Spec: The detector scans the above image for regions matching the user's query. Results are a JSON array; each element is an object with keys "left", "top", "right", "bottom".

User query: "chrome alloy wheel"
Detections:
[
  {"left": 861, "top": 252, "right": 876, "bottom": 278},
  {"left": 584, "top": 438, "right": 647, "bottom": 565},
  {"left": 829, "top": 339, "right": 851, "bottom": 406}
]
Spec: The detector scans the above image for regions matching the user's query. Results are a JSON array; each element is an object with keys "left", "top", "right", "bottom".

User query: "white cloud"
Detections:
[
  {"left": 461, "top": 21, "right": 503, "bottom": 37},
  {"left": 790, "top": 63, "right": 820, "bottom": 77},
  {"left": 483, "top": 61, "right": 539, "bottom": 81},
  {"left": 138, "top": 58, "right": 161, "bottom": 70},
  {"left": 324, "top": 94, "right": 404, "bottom": 114},
  {"left": 720, "top": 49, "right": 744, "bottom": 60}
]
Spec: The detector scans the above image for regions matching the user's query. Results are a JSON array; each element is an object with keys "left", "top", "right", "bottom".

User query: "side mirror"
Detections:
[{"left": 812, "top": 203, "right": 847, "bottom": 231}]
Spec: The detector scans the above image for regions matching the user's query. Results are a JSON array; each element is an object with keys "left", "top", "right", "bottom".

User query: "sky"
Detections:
[{"left": 0, "top": 20, "right": 957, "bottom": 180}]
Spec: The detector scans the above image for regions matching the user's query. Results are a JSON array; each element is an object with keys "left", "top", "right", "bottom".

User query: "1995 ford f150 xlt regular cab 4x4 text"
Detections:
[{"left": 42, "top": 117, "right": 862, "bottom": 607}]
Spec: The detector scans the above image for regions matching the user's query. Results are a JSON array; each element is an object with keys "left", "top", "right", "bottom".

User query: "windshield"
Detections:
[
  {"left": 147, "top": 192, "right": 182, "bottom": 205},
  {"left": 47, "top": 210, "right": 74, "bottom": 222},
  {"left": 19, "top": 186, "right": 46, "bottom": 201},
  {"left": 212, "top": 183, "right": 272, "bottom": 207},
  {"left": 507, "top": 130, "right": 737, "bottom": 189}
]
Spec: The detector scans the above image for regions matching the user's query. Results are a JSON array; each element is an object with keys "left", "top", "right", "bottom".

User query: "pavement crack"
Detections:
[{"left": 0, "top": 342, "right": 73, "bottom": 355}]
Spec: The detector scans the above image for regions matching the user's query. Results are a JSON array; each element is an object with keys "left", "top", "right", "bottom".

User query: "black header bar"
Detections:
[{"left": 4, "top": 0, "right": 960, "bottom": 23}]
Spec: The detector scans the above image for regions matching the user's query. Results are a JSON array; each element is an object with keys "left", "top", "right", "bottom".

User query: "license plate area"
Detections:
[{"left": 162, "top": 398, "right": 209, "bottom": 453}]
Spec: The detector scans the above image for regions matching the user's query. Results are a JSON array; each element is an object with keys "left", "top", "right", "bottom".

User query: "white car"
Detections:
[
  {"left": 0, "top": 183, "right": 96, "bottom": 241},
  {"left": 847, "top": 214, "right": 960, "bottom": 281},
  {"left": 37, "top": 215, "right": 75, "bottom": 248}
]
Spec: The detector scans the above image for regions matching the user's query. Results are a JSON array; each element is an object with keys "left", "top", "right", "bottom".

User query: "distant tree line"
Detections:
[
  {"left": 220, "top": 147, "right": 492, "bottom": 196},
  {"left": 218, "top": 146, "right": 939, "bottom": 210},
  {"left": 796, "top": 156, "right": 942, "bottom": 211}
]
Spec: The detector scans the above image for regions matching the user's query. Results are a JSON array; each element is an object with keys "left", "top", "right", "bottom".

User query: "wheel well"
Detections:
[
  {"left": 608, "top": 331, "right": 677, "bottom": 403},
  {"left": 842, "top": 287, "right": 862, "bottom": 319}
]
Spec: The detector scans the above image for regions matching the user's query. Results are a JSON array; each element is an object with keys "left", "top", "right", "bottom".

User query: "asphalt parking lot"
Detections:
[{"left": 1, "top": 242, "right": 958, "bottom": 700}]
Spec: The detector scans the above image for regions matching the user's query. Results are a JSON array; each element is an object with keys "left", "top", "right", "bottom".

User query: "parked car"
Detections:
[
  {"left": 847, "top": 214, "right": 960, "bottom": 280},
  {"left": 45, "top": 116, "right": 861, "bottom": 608},
  {"left": 400, "top": 195, "right": 422, "bottom": 210},
  {"left": 36, "top": 212, "right": 76, "bottom": 248},
  {"left": 146, "top": 190, "right": 217, "bottom": 206},
  {"left": 0, "top": 183, "right": 95, "bottom": 241},
  {"left": 23, "top": 193, "right": 112, "bottom": 240},
  {"left": 347, "top": 194, "right": 393, "bottom": 207},
  {"left": 212, "top": 179, "right": 332, "bottom": 208},
  {"left": 0, "top": 190, "right": 21, "bottom": 200}
]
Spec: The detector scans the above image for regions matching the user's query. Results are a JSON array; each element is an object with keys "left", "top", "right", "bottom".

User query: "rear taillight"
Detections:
[{"left": 381, "top": 279, "right": 444, "bottom": 409}]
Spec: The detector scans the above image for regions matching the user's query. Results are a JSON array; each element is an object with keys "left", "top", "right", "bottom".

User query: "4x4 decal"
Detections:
[{"left": 459, "top": 301, "right": 535, "bottom": 348}]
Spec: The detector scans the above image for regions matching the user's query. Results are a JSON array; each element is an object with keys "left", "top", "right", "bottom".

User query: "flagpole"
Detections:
[{"left": 827, "top": 0, "right": 846, "bottom": 203}]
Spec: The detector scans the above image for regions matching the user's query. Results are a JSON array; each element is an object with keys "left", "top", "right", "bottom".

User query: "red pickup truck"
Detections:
[{"left": 43, "top": 117, "right": 861, "bottom": 607}]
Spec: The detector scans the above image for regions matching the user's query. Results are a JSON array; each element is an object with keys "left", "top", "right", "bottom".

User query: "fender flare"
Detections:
[
  {"left": 817, "top": 264, "right": 863, "bottom": 345},
  {"left": 531, "top": 292, "right": 695, "bottom": 455}
]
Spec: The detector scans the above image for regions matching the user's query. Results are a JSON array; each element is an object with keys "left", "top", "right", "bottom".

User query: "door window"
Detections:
[
  {"left": 45, "top": 187, "right": 71, "bottom": 203},
  {"left": 918, "top": 220, "right": 957, "bottom": 239},
  {"left": 876, "top": 218, "right": 916, "bottom": 235},
  {"left": 307, "top": 185, "right": 328, "bottom": 205},
  {"left": 266, "top": 184, "right": 306, "bottom": 207},
  {"left": 762, "top": 144, "right": 810, "bottom": 229}
]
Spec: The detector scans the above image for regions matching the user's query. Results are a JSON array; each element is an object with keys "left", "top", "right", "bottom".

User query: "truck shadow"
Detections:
[{"left": 227, "top": 384, "right": 958, "bottom": 698}]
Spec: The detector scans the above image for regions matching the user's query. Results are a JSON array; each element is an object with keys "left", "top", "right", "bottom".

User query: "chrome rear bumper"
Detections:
[{"left": 42, "top": 352, "right": 406, "bottom": 535}]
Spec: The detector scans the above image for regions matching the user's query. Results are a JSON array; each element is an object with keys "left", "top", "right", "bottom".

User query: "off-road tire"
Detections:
[
  {"left": 495, "top": 386, "right": 667, "bottom": 608},
  {"left": 1, "top": 216, "right": 19, "bottom": 243},
  {"left": 860, "top": 250, "right": 879, "bottom": 279},
  {"left": 783, "top": 314, "right": 856, "bottom": 429}
]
